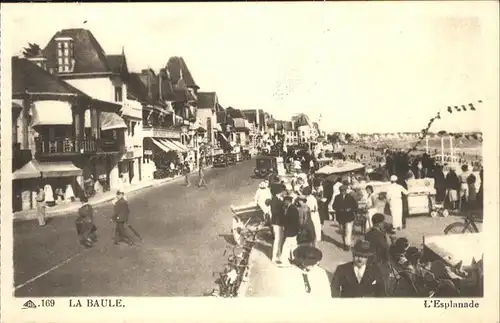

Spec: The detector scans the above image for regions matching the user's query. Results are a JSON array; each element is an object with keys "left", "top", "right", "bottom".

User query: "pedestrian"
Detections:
[
  {"left": 364, "top": 213, "right": 391, "bottom": 292},
  {"left": 458, "top": 164, "right": 470, "bottom": 211},
  {"left": 327, "top": 177, "right": 343, "bottom": 220},
  {"left": 255, "top": 181, "right": 272, "bottom": 225},
  {"left": 270, "top": 184, "right": 286, "bottom": 264},
  {"left": 433, "top": 164, "right": 446, "bottom": 203},
  {"left": 76, "top": 196, "right": 98, "bottom": 248},
  {"left": 445, "top": 168, "right": 460, "bottom": 210},
  {"left": 280, "top": 195, "right": 300, "bottom": 266},
  {"left": 35, "top": 185, "right": 46, "bottom": 227},
  {"left": 303, "top": 186, "right": 322, "bottom": 244},
  {"left": 197, "top": 158, "right": 207, "bottom": 188},
  {"left": 330, "top": 239, "right": 386, "bottom": 298},
  {"left": 364, "top": 185, "right": 377, "bottom": 231},
  {"left": 296, "top": 195, "right": 315, "bottom": 246},
  {"left": 284, "top": 245, "right": 331, "bottom": 298},
  {"left": 386, "top": 175, "right": 409, "bottom": 231},
  {"left": 183, "top": 160, "right": 191, "bottom": 187},
  {"left": 332, "top": 185, "right": 358, "bottom": 251},
  {"left": 112, "top": 190, "right": 134, "bottom": 246}
]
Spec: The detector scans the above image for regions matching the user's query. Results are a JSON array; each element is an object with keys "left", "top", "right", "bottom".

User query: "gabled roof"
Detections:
[
  {"left": 42, "top": 28, "right": 111, "bottom": 74},
  {"left": 166, "top": 56, "right": 198, "bottom": 89},
  {"left": 226, "top": 107, "right": 245, "bottom": 119},
  {"left": 12, "top": 57, "right": 87, "bottom": 96},
  {"left": 127, "top": 72, "right": 149, "bottom": 102},
  {"left": 197, "top": 92, "right": 217, "bottom": 110},
  {"left": 106, "top": 54, "right": 129, "bottom": 76},
  {"left": 275, "top": 120, "right": 294, "bottom": 131}
]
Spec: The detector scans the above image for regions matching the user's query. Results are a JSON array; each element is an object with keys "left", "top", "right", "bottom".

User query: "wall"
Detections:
[
  {"left": 65, "top": 77, "right": 115, "bottom": 102},
  {"left": 196, "top": 108, "right": 216, "bottom": 145}
]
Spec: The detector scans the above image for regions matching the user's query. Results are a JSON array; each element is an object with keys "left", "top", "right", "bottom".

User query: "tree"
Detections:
[
  {"left": 344, "top": 133, "right": 353, "bottom": 143},
  {"left": 22, "top": 43, "right": 42, "bottom": 58}
]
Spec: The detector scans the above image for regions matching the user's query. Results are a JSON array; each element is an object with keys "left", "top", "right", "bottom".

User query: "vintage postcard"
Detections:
[{"left": 1, "top": 2, "right": 499, "bottom": 323}]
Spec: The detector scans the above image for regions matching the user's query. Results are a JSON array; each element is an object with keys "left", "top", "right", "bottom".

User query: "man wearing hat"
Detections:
[
  {"left": 112, "top": 190, "right": 134, "bottom": 246},
  {"left": 364, "top": 213, "right": 390, "bottom": 265},
  {"left": 331, "top": 184, "right": 358, "bottom": 251},
  {"left": 76, "top": 196, "right": 98, "bottom": 248},
  {"left": 280, "top": 195, "right": 300, "bottom": 266},
  {"left": 386, "top": 175, "right": 409, "bottom": 231},
  {"left": 331, "top": 239, "right": 386, "bottom": 297}
]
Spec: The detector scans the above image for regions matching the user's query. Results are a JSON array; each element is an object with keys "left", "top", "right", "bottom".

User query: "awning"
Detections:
[
  {"left": 168, "top": 139, "right": 189, "bottom": 152},
  {"left": 151, "top": 138, "right": 171, "bottom": 153},
  {"left": 160, "top": 139, "right": 182, "bottom": 151},
  {"left": 100, "top": 112, "right": 127, "bottom": 131},
  {"left": 12, "top": 99, "right": 23, "bottom": 110},
  {"left": 13, "top": 160, "right": 41, "bottom": 180},
  {"left": 13, "top": 160, "right": 82, "bottom": 179},
  {"left": 31, "top": 100, "right": 73, "bottom": 127}
]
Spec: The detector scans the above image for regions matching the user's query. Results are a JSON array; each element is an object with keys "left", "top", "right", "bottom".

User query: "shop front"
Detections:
[{"left": 12, "top": 159, "right": 83, "bottom": 212}]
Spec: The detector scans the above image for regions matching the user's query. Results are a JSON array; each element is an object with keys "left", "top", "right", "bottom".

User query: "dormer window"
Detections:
[{"left": 56, "top": 37, "right": 74, "bottom": 73}]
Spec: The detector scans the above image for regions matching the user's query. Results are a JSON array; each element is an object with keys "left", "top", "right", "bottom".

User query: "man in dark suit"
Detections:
[
  {"left": 280, "top": 195, "right": 300, "bottom": 266},
  {"left": 112, "top": 190, "right": 134, "bottom": 246},
  {"left": 331, "top": 239, "right": 386, "bottom": 297},
  {"left": 76, "top": 196, "right": 98, "bottom": 248},
  {"left": 364, "top": 213, "right": 390, "bottom": 264},
  {"left": 332, "top": 185, "right": 358, "bottom": 251}
]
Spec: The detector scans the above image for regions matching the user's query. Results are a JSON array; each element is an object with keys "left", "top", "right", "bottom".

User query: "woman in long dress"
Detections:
[{"left": 303, "top": 186, "right": 322, "bottom": 244}]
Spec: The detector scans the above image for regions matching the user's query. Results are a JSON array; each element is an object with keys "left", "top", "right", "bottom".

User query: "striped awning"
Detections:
[
  {"left": 100, "top": 112, "right": 127, "bottom": 131},
  {"left": 159, "top": 139, "right": 181, "bottom": 151},
  {"left": 151, "top": 138, "right": 171, "bottom": 153},
  {"left": 169, "top": 140, "right": 189, "bottom": 152},
  {"left": 31, "top": 100, "right": 73, "bottom": 127}
]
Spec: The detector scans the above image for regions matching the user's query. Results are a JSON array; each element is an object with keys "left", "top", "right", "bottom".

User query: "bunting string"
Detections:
[{"left": 406, "top": 100, "right": 482, "bottom": 154}]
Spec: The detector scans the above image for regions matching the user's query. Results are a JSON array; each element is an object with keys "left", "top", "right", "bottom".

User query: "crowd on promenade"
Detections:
[{"left": 251, "top": 146, "right": 484, "bottom": 297}]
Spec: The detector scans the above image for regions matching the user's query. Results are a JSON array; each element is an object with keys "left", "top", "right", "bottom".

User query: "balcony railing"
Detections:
[{"left": 35, "top": 137, "right": 123, "bottom": 156}]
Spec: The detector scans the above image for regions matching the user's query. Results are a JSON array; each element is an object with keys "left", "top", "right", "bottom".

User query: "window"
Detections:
[
  {"left": 57, "top": 42, "right": 62, "bottom": 49},
  {"left": 114, "top": 86, "right": 123, "bottom": 102},
  {"left": 58, "top": 49, "right": 63, "bottom": 56},
  {"left": 56, "top": 40, "right": 73, "bottom": 73},
  {"left": 131, "top": 122, "right": 135, "bottom": 136},
  {"left": 64, "top": 49, "right": 69, "bottom": 56}
]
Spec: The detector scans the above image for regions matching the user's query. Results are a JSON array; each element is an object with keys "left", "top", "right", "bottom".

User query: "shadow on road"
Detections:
[{"left": 322, "top": 234, "right": 345, "bottom": 250}]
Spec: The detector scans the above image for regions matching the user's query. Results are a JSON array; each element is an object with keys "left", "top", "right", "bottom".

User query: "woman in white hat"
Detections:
[{"left": 386, "top": 175, "right": 409, "bottom": 231}]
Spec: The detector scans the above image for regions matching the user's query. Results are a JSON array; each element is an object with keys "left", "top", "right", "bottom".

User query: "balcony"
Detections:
[{"left": 35, "top": 137, "right": 123, "bottom": 157}]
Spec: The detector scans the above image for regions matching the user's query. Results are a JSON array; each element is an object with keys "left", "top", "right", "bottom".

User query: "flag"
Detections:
[
  {"left": 472, "top": 134, "right": 478, "bottom": 140},
  {"left": 461, "top": 105, "right": 467, "bottom": 111},
  {"left": 447, "top": 106, "right": 453, "bottom": 113},
  {"left": 454, "top": 106, "right": 461, "bottom": 111},
  {"left": 436, "top": 112, "right": 441, "bottom": 119},
  {"left": 469, "top": 103, "right": 476, "bottom": 111}
]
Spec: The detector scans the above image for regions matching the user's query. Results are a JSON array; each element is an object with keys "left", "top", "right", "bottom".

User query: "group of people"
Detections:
[
  {"left": 265, "top": 212, "right": 483, "bottom": 297},
  {"left": 75, "top": 189, "right": 136, "bottom": 249},
  {"left": 434, "top": 164, "right": 483, "bottom": 211}
]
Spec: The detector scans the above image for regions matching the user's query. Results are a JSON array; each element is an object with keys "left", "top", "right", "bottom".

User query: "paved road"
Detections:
[{"left": 14, "top": 160, "right": 259, "bottom": 297}]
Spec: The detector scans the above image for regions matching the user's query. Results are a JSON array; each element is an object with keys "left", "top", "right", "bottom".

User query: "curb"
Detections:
[
  {"left": 236, "top": 242, "right": 258, "bottom": 297},
  {"left": 13, "top": 166, "right": 213, "bottom": 223}
]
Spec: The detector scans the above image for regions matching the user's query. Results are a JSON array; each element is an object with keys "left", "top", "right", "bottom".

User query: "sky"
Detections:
[{"left": 2, "top": 3, "right": 497, "bottom": 133}]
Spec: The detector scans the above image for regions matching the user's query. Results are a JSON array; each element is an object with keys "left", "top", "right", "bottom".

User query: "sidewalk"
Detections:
[
  {"left": 244, "top": 214, "right": 470, "bottom": 296},
  {"left": 14, "top": 166, "right": 212, "bottom": 223}
]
